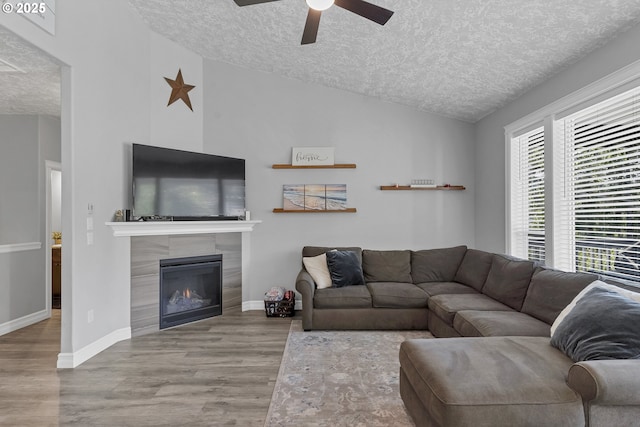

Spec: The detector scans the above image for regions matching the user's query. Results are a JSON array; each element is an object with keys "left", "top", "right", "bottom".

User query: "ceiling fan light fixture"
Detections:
[{"left": 306, "top": 0, "right": 334, "bottom": 11}]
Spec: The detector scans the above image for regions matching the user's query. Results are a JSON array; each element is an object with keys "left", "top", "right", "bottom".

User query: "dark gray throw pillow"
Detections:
[
  {"left": 551, "top": 287, "right": 640, "bottom": 361},
  {"left": 326, "top": 250, "right": 365, "bottom": 287}
]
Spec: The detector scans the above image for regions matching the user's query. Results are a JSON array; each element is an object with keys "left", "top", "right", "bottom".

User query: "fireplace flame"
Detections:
[{"left": 184, "top": 288, "right": 191, "bottom": 299}]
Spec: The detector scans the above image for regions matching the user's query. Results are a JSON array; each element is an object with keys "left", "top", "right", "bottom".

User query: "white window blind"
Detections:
[
  {"left": 556, "top": 86, "right": 640, "bottom": 281},
  {"left": 509, "top": 126, "right": 545, "bottom": 262}
]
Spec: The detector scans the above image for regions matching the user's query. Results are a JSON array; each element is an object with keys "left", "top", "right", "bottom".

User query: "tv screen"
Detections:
[{"left": 132, "top": 144, "right": 245, "bottom": 220}]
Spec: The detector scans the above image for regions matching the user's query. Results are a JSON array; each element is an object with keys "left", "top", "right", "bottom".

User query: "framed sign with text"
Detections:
[{"left": 292, "top": 147, "right": 335, "bottom": 166}]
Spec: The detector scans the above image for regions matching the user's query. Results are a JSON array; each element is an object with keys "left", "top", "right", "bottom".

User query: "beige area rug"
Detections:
[{"left": 265, "top": 321, "right": 433, "bottom": 426}]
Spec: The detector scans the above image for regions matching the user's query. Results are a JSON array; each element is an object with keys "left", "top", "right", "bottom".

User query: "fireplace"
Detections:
[{"left": 159, "top": 254, "right": 222, "bottom": 329}]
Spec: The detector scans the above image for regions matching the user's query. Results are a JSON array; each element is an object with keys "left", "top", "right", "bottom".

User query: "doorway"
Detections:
[
  {"left": 1, "top": 25, "right": 66, "bottom": 367},
  {"left": 46, "top": 162, "right": 62, "bottom": 312}
]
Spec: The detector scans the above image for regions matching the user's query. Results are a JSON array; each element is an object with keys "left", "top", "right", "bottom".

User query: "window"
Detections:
[
  {"left": 508, "top": 84, "right": 640, "bottom": 283},
  {"left": 509, "top": 126, "right": 545, "bottom": 263}
]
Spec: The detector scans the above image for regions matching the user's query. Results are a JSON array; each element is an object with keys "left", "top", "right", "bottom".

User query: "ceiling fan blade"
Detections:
[
  {"left": 233, "top": 0, "right": 281, "bottom": 6},
  {"left": 301, "top": 9, "right": 322, "bottom": 45},
  {"left": 334, "top": 0, "right": 394, "bottom": 25}
]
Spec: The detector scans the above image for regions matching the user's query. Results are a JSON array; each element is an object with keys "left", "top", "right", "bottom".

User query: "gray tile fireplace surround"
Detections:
[{"left": 130, "top": 233, "right": 241, "bottom": 337}]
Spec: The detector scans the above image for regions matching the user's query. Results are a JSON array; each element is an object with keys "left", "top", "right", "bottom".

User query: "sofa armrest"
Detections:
[
  {"left": 295, "top": 269, "right": 315, "bottom": 331},
  {"left": 568, "top": 360, "right": 640, "bottom": 405}
]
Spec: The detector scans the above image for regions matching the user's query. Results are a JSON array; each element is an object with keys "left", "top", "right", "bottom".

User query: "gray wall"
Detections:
[
  {"left": 203, "top": 60, "right": 476, "bottom": 301},
  {"left": 474, "top": 23, "right": 640, "bottom": 254},
  {"left": 0, "top": 115, "right": 40, "bottom": 244},
  {"left": 0, "top": 115, "right": 60, "bottom": 324}
]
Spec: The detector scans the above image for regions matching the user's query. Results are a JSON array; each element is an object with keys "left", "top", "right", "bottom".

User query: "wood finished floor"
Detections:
[{"left": 0, "top": 309, "right": 294, "bottom": 426}]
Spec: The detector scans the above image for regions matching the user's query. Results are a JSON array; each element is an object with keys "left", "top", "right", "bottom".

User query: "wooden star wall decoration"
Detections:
[{"left": 164, "top": 69, "right": 195, "bottom": 111}]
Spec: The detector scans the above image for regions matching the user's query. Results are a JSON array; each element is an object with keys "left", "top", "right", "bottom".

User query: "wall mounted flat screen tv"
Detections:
[{"left": 132, "top": 144, "right": 245, "bottom": 220}]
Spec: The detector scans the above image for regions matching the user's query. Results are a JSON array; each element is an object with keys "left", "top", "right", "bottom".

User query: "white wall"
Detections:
[
  {"left": 203, "top": 61, "right": 476, "bottom": 301},
  {"left": 149, "top": 31, "right": 203, "bottom": 152},
  {"left": 0, "top": 115, "right": 60, "bottom": 326},
  {"left": 1, "top": 0, "right": 203, "bottom": 364},
  {"left": 39, "top": 116, "right": 61, "bottom": 172},
  {"left": 124, "top": 30, "right": 204, "bottom": 208},
  {"left": 51, "top": 170, "right": 62, "bottom": 233},
  {"left": 474, "top": 23, "right": 640, "bottom": 254},
  {"left": 38, "top": 115, "right": 62, "bottom": 247}
]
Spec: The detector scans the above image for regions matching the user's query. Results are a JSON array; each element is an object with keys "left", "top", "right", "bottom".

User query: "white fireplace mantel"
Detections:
[{"left": 105, "top": 220, "right": 261, "bottom": 237}]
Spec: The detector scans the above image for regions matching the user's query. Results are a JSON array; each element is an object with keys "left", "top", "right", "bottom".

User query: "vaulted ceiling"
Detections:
[
  {"left": 127, "top": 0, "right": 640, "bottom": 122},
  {"left": 2, "top": 1, "right": 640, "bottom": 121}
]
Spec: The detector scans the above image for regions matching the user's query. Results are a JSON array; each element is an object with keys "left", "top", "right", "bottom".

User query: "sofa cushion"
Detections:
[
  {"left": 326, "top": 250, "right": 365, "bottom": 287},
  {"left": 366, "top": 282, "right": 428, "bottom": 308},
  {"left": 551, "top": 280, "right": 640, "bottom": 336},
  {"left": 302, "top": 246, "right": 362, "bottom": 263},
  {"left": 302, "top": 252, "right": 332, "bottom": 289},
  {"left": 551, "top": 286, "right": 640, "bottom": 361},
  {"left": 362, "top": 250, "right": 412, "bottom": 283},
  {"left": 521, "top": 267, "right": 597, "bottom": 325},
  {"left": 314, "top": 286, "right": 372, "bottom": 309},
  {"left": 428, "top": 294, "right": 514, "bottom": 326},
  {"left": 481, "top": 254, "right": 535, "bottom": 311},
  {"left": 410, "top": 246, "right": 467, "bottom": 283},
  {"left": 416, "top": 281, "right": 478, "bottom": 298},
  {"left": 453, "top": 249, "right": 493, "bottom": 291},
  {"left": 399, "top": 337, "right": 584, "bottom": 427},
  {"left": 427, "top": 311, "right": 462, "bottom": 338},
  {"left": 453, "top": 310, "right": 551, "bottom": 337}
]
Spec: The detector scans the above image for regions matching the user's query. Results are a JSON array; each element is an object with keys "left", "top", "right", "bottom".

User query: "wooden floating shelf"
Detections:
[
  {"left": 272, "top": 164, "right": 357, "bottom": 169},
  {"left": 380, "top": 185, "right": 466, "bottom": 191},
  {"left": 273, "top": 208, "right": 357, "bottom": 213}
]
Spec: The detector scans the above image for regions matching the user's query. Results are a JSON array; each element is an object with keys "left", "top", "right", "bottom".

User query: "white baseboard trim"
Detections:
[
  {"left": 0, "top": 309, "right": 49, "bottom": 336},
  {"left": 242, "top": 300, "right": 302, "bottom": 312},
  {"left": 57, "top": 327, "right": 131, "bottom": 369},
  {"left": 242, "top": 300, "right": 264, "bottom": 311}
]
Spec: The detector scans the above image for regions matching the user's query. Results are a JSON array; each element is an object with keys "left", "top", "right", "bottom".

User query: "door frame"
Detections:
[{"left": 45, "top": 160, "right": 62, "bottom": 317}]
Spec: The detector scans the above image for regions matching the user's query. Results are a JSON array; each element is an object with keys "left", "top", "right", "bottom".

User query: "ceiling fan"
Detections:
[{"left": 233, "top": 0, "right": 394, "bottom": 45}]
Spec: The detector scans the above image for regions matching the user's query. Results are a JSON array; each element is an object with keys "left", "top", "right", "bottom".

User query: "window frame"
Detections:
[
  {"left": 505, "top": 59, "right": 640, "bottom": 272},
  {"left": 508, "top": 124, "right": 546, "bottom": 262}
]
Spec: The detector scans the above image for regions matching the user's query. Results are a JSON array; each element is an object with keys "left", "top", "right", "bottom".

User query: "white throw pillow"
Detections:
[
  {"left": 303, "top": 253, "right": 332, "bottom": 289},
  {"left": 551, "top": 280, "right": 640, "bottom": 336}
]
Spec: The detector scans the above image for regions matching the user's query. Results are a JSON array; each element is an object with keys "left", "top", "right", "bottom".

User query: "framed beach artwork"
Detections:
[
  {"left": 324, "top": 184, "right": 347, "bottom": 210},
  {"left": 283, "top": 184, "right": 306, "bottom": 211},
  {"left": 283, "top": 184, "right": 347, "bottom": 211}
]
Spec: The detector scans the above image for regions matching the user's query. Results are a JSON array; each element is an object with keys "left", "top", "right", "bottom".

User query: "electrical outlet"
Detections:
[{"left": 88, "top": 309, "right": 94, "bottom": 323}]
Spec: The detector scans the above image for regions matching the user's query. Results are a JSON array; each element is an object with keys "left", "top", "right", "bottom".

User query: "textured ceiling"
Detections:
[
  {"left": 0, "top": 26, "right": 60, "bottom": 116},
  {"left": 2, "top": 1, "right": 640, "bottom": 120},
  {"left": 128, "top": 0, "right": 640, "bottom": 122}
]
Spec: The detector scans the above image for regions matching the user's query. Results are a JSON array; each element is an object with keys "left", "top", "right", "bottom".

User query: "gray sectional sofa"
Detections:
[{"left": 295, "top": 245, "right": 640, "bottom": 427}]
